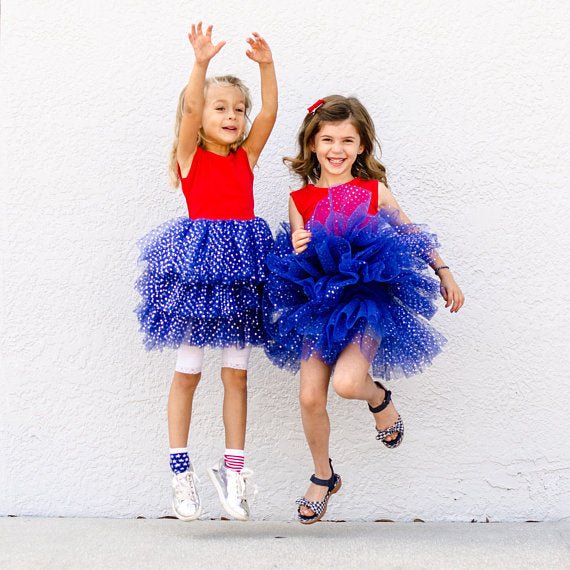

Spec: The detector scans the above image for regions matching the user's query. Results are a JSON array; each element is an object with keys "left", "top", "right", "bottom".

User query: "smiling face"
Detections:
[
  {"left": 310, "top": 120, "right": 364, "bottom": 186},
  {"left": 201, "top": 84, "right": 247, "bottom": 153}
]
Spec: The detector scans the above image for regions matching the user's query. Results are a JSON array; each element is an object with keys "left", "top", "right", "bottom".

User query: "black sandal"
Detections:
[
  {"left": 368, "top": 381, "right": 404, "bottom": 449},
  {"left": 296, "top": 458, "right": 342, "bottom": 524}
]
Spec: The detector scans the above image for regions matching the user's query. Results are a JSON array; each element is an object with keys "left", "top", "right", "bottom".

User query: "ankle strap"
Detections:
[
  {"left": 368, "top": 383, "right": 391, "bottom": 414},
  {"left": 310, "top": 458, "right": 335, "bottom": 491}
]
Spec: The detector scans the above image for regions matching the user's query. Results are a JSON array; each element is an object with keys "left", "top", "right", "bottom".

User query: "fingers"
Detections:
[
  {"left": 446, "top": 287, "right": 465, "bottom": 313},
  {"left": 451, "top": 291, "right": 465, "bottom": 313},
  {"left": 292, "top": 229, "right": 312, "bottom": 253},
  {"left": 213, "top": 40, "right": 226, "bottom": 55}
]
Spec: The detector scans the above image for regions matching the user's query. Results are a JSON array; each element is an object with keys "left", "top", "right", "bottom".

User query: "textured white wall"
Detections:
[{"left": 2, "top": 0, "right": 569, "bottom": 521}]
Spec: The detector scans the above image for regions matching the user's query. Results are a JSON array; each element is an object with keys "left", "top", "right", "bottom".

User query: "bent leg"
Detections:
[{"left": 333, "top": 342, "right": 400, "bottom": 443}]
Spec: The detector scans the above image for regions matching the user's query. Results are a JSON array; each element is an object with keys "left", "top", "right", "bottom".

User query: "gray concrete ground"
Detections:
[{"left": 0, "top": 518, "right": 568, "bottom": 569}]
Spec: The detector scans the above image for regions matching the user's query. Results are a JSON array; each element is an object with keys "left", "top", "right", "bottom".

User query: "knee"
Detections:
[
  {"left": 332, "top": 373, "right": 361, "bottom": 400},
  {"left": 222, "top": 368, "right": 248, "bottom": 391},
  {"left": 173, "top": 371, "right": 201, "bottom": 392},
  {"left": 300, "top": 388, "right": 327, "bottom": 414}
]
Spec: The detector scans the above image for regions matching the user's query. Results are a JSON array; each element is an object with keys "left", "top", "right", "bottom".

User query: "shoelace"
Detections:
[
  {"left": 175, "top": 471, "right": 200, "bottom": 503},
  {"left": 239, "top": 468, "right": 258, "bottom": 505}
]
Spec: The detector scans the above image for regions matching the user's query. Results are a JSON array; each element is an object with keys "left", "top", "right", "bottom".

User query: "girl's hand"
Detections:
[
  {"left": 245, "top": 32, "right": 273, "bottom": 64},
  {"left": 438, "top": 272, "right": 465, "bottom": 313},
  {"left": 292, "top": 229, "right": 311, "bottom": 254},
  {"left": 188, "top": 22, "right": 225, "bottom": 64}
]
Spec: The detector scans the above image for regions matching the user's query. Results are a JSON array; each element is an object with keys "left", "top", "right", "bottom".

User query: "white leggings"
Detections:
[{"left": 175, "top": 344, "right": 252, "bottom": 375}]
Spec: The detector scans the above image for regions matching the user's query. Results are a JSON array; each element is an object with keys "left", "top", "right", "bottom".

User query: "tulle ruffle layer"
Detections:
[
  {"left": 135, "top": 216, "right": 273, "bottom": 350},
  {"left": 263, "top": 184, "right": 446, "bottom": 380}
]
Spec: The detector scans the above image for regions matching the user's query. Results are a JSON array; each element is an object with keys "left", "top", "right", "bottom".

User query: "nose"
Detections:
[{"left": 331, "top": 140, "right": 343, "bottom": 153}]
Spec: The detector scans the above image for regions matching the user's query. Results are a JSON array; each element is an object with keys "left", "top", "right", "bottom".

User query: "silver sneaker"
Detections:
[
  {"left": 172, "top": 469, "right": 202, "bottom": 521},
  {"left": 207, "top": 459, "right": 252, "bottom": 521}
]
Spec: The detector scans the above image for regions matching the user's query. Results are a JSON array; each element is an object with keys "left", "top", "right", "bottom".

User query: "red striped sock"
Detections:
[{"left": 224, "top": 449, "right": 245, "bottom": 472}]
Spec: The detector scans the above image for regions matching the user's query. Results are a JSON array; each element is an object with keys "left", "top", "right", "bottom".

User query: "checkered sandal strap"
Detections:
[
  {"left": 296, "top": 496, "right": 328, "bottom": 518},
  {"left": 376, "top": 415, "right": 404, "bottom": 447}
]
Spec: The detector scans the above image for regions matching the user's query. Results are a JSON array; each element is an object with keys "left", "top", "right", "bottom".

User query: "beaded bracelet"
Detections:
[{"left": 434, "top": 265, "right": 450, "bottom": 275}]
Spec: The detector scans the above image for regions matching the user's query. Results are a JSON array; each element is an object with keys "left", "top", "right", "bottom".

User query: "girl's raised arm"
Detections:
[
  {"left": 378, "top": 182, "right": 465, "bottom": 313},
  {"left": 177, "top": 22, "right": 225, "bottom": 176},
  {"left": 242, "top": 33, "right": 278, "bottom": 169}
]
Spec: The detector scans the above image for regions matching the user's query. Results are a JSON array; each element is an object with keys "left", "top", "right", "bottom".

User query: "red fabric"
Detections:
[
  {"left": 290, "top": 178, "right": 379, "bottom": 226},
  {"left": 179, "top": 146, "right": 254, "bottom": 220}
]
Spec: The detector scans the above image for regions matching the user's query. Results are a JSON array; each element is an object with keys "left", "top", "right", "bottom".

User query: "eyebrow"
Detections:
[{"left": 211, "top": 99, "right": 245, "bottom": 105}]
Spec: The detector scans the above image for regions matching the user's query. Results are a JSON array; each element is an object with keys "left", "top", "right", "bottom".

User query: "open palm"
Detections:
[
  {"left": 188, "top": 22, "right": 225, "bottom": 63},
  {"left": 246, "top": 32, "right": 273, "bottom": 64}
]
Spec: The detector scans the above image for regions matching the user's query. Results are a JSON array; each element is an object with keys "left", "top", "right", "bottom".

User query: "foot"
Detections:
[
  {"left": 172, "top": 469, "right": 202, "bottom": 521},
  {"left": 298, "top": 468, "right": 333, "bottom": 518},
  {"left": 369, "top": 384, "right": 401, "bottom": 444},
  {"left": 208, "top": 459, "right": 252, "bottom": 521}
]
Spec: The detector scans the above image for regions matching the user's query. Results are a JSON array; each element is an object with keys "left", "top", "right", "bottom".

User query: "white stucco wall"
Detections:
[{"left": 2, "top": 0, "right": 569, "bottom": 522}]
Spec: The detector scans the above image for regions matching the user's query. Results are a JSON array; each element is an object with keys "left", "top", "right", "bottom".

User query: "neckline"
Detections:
[
  {"left": 199, "top": 146, "right": 238, "bottom": 158},
  {"left": 308, "top": 177, "right": 357, "bottom": 190}
]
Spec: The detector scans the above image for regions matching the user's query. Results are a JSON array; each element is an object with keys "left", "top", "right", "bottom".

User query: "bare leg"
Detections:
[
  {"left": 168, "top": 371, "right": 201, "bottom": 448},
  {"left": 333, "top": 343, "right": 400, "bottom": 442},
  {"left": 298, "top": 355, "right": 333, "bottom": 517},
  {"left": 221, "top": 367, "right": 248, "bottom": 449}
]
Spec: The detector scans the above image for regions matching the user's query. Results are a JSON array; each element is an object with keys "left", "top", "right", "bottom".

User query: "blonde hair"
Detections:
[
  {"left": 284, "top": 95, "right": 388, "bottom": 187},
  {"left": 169, "top": 75, "right": 252, "bottom": 188}
]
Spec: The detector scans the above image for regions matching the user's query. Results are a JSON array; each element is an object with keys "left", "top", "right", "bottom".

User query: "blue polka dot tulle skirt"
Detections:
[
  {"left": 262, "top": 184, "right": 447, "bottom": 380},
  {"left": 135, "top": 216, "right": 274, "bottom": 350}
]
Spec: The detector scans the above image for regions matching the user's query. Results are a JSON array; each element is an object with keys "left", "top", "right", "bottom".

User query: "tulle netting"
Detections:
[
  {"left": 262, "top": 184, "right": 446, "bottom": 380},
  {"left": 135, "top": 216, "right": 273, "bottom": 350}
]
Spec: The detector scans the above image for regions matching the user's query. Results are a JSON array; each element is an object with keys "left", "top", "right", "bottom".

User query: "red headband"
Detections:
[{"left": 307, "top": 99, "right": 326, "bottom": 114}]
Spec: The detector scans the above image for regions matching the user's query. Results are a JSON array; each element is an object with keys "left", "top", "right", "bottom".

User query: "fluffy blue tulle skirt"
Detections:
[
  {"left": 263, "top": 184, "right": 446, "bottom": 380},
  {"left": 135, "top": 216, "right": 273, "bottom": 350}
]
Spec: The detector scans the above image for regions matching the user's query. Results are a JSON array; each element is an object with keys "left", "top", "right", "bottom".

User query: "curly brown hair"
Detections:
[{"left": 284, "top": 95, "right": 388, "bottom": 187}]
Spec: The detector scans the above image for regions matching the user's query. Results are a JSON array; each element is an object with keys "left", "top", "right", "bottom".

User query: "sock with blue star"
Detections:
[{"left": 169, "top": 447, "right": 190, "bottom": 475}]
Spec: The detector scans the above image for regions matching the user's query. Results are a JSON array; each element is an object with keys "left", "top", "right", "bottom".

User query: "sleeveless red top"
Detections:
[
  {"left": 179, "top": 146, "right": 254, "bottom": 221},
  {"left": 290, "top": 178, "right": 379, "bottom": 225}
]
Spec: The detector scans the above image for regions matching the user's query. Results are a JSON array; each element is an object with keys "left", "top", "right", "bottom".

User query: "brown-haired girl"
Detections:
[
  {"left": 135, "top": 23, "right": 277, "bottom": 522},
  {"left": 263, "top": 95, "right": 464, "bottom": 524}
]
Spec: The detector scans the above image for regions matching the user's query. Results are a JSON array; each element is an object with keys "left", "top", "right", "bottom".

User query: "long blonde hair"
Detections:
[
  {"left": 169, "top": 75, "right": 252, "bottom": 188},
  {"left": 284, "top": 95, "right": 388, "bottom": 187}
]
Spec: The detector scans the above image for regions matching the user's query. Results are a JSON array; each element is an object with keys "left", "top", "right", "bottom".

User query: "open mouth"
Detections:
[
  {"left": 223, "top": 126, "right": 238, "bottom": 132},
  {"left": 327, "top": 157, "right": 346, "bottom": 167}
]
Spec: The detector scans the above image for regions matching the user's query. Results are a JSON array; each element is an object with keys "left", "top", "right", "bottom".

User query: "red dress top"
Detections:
[
  {"left": 179, "top": 146, "right": 254, "bottom": 221},
  {"left": 290, "top": 178, "right": 379, "bottom": 226}
]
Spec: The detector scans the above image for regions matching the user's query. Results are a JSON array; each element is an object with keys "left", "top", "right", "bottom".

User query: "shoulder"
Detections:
[{"left": 290, "top": 183, "right": 310, "bottom": 198}]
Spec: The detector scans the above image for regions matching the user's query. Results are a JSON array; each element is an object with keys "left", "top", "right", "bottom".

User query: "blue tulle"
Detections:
[
  {"left": 263, "top": 184, "right": 446, "bottom": 380},
  {"left": 135, "top": 216, "right": 273, "bottom": 350}
]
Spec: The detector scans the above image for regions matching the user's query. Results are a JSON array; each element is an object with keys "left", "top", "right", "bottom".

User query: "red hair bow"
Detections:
[{"left": 307, "top": 99, "right": 326, "bottom": 113}]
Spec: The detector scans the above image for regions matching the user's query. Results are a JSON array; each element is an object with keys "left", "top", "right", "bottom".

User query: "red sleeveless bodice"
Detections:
[
  {"left": 179, "top": 146, "right": 254, "bottom": 220},
  {"left": 290, "top": 178, "right": 379, "bottom": 225}
]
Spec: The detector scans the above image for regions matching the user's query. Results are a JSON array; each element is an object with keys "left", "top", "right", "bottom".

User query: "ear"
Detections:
[{"left": 358, "top": 144, "right": 364, "bottom": 154}]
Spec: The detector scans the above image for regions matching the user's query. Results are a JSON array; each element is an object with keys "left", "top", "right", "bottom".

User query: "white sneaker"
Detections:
[
  {"left": 208, "top": 459, "right": 252, "bottom": 521},
  {"left": 172, "top": 470, "right": 202, "bottom": 521}
]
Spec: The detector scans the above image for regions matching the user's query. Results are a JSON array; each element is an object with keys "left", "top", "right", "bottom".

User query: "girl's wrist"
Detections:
[{"left": 433, "top": 265, "right": 450, "bottom": 277}]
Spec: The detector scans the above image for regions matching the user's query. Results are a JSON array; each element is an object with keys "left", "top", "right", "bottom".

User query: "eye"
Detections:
[
  {"left": 236, "top": 108, "right": 245, "bottom": 114},
  {"left": 216, "top": 106, "right": 225, "bottom": 111}
]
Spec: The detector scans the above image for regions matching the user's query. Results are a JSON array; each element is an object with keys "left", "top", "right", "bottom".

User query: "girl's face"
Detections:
[
  {"left": 201, "top": 84, "right": 247, "bottom": 152},
  {"left": 310, "top": 120, "right": 364, "bottom": 185}
]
